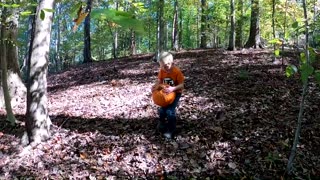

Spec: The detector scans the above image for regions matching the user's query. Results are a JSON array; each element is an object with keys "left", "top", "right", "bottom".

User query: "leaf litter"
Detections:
[{"left": 0, "top": 49, "right": 319, "bottom": 179}]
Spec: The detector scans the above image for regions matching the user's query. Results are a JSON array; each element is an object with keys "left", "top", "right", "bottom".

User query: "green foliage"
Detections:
[
  {"left": 0, "top": 3, "right": 20, "bottom": 8},
  {"left": 20, "top": 11, "right": 33, "bottom": 16},
  {"left": 285, "top": 64, "right": 298, "bottom": 77},
  {"left": 70, "top": 2, "right": 86, "bottom": 17},
  {"left": 286, "top": 47, "right": 320, "bottom": 86},
  {"left": 91, "top": 9, "right": 145, "bottom": 34},
  {"left": 300, "top": 63, "right": 314, "bottom": 84},
  {"left": 291, "top": 21, "right": 298, "bottom": 28}
]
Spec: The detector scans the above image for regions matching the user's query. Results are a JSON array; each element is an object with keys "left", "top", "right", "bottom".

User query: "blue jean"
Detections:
[{"left": 158, "top": 93, "right": 181, "bottom": 133}]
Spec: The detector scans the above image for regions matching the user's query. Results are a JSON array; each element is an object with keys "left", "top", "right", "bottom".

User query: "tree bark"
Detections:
[
  {"left": 55, "top": 2, "right": 62, "bottom": 71},
  {"left": 156, "top": 0, "right": 164, "bottom": 60},
  {"left": 235, "top": 0, "right": 243, "bottom": 48},
  {"left": 24, "top": 0, "right": 54, "bottom": 145},
  {"left": 83, "top": 0, "right": 92, "bottom": 63},
  {"left": 1, "top": 8, "right": 16, "bottom": 125},
  {"left": 130, "top": 29, "right": 136, "bottom": 55},
  {"left": 228, "top": 0, "right": 235, "bottom": 51},
  {"left": 172, "top": 0, "right": 179, "bottom": 51},
  {"left": 200, "top": 0, "right": 207, "bottom": 48},
  {"left": 244, "top": 0, "right": 263, "bottom": 49},
  {"left": 0, "top": 5, "right": 26, "bottom": 110}
]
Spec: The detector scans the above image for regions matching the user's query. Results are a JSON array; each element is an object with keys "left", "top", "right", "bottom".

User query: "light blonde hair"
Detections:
[{"left": 159, "top": 51, "right": 173, "bottom": 64}]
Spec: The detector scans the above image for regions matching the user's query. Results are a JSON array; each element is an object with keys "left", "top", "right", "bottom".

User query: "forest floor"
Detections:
[{"left": 0, "top": 48, "right": 320, "bottom": 179}]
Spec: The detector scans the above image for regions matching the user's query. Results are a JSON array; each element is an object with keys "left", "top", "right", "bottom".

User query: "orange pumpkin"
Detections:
[{"left": 152, "top": 84, "right": 176, "bottom": 107}]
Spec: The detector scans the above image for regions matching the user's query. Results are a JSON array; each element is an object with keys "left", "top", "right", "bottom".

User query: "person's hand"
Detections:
[
  {"left": 151, "top": 84, "right": 158, "bottom": 92},
  {"left": 163, "top": 86, "right": 175, "bottom": 94}
]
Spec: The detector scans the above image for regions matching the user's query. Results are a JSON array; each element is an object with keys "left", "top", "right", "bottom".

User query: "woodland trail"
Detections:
[{"left": 0, "top": 48, "right": 319, "bottom": 179}]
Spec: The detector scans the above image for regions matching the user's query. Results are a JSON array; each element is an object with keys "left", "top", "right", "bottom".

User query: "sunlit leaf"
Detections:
[
  {"left": 11, "top": 4, "right": 20, "bottom": 8},
  {"left": 285, "top": 65, "right": 298, "bottom": 77},
  {"left": 0, "top": 3, "right": 10, "bottom": 7},
  {"left": 274, "top": 49, "right": 280, "bottom": 57},
  {"left": 20, "top": 11, "right": 33, "bottom": 16},
  {"left": 43, "top": 8, "right": 55, "bottom": 12},
  {"left": 0, "top": 3, "right": 20, "bottom": 8},
  {"left": 268, "top": 38, "right": 282, "bottom": 45},
  {"left": 300, "top": 52, "right": 306, "bottom": 64}
]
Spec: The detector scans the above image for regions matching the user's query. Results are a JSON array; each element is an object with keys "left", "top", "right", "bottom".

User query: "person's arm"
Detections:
[
  {"left": 163, "top": 82, "right": 183, "bottom": 94},
  {"left": 173, "top": 83, "right": 184, "bottom": 91},
  {"left": 151, "top": 79, "right": 161, "bottom": 92}
]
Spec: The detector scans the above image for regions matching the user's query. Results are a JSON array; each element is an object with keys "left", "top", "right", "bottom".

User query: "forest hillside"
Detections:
[{"left": 0, "top": 49, "right": 319, "bottom": 179}]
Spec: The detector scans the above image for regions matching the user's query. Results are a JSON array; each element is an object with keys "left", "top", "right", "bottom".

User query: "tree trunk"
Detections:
[
  {"left": 172, "top": 0, "right": 179, "bottom": 51},
  {"left": 235, "top": 0, "right": 243, "bottom": 48},
  {"left": 179, "top": 4, "right": 183, "bottom": 49},
  {"left": 23, "top": 0, "right": 54, "bottom": 145},
  {"left": 83, "top": 0, "right": 92, "bottom": 63},
  {"left": 156, "top": 0, "right": 164, "bottom": 60},
  {"left": 130, "top": 29, "right": 136, "bottom": 55},
  {"left": 0, "top": 5, "right": 26, "bottom": 110},
  {"left": 228, "top": 0, "right": 235, "bottom": 51},
  {"left": 1, "top": 8, "right": 16, "bottom": 125},
  {"left": 113, "top": 1, "right": 119, "bottom": 59},
  {"left": 200, "top": 0, "right": 207, "bottom": 48},
  {"left": 55, "top": 3, "right": 61, "bottom": 71},
  {"left": 244, "top": 0, "right": 263, "bottom": 49},
  {"left": 272, "top": 0, "right": 277, "bottom": 62}
]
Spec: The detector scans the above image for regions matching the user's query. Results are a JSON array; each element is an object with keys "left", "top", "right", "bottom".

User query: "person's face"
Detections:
[{"left": 160, "top": 61, "right": 173, "bottom": 72}]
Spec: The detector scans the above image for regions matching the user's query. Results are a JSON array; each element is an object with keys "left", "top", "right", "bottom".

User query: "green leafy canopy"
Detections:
[{"left": 91, "top": 9, "right": 145, "bottom": 34}]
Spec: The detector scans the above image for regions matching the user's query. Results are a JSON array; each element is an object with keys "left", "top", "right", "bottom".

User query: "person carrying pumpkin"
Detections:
[{"left": 151, "top": 51, "right": 185, "bottom": 139}]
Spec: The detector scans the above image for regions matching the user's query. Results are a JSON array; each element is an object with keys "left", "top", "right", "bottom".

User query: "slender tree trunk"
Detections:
[
  {"left": 108, "top": 21, "right": 117, "bottom": 59},
  {"left": 130, "top": 29, "right": 136, "bottom": 55},
  {"left": 172, "top": 0, "right": 179, "bottom": 51},
  {"left": 156, "top": 0, "right": 165, "bottom": 60},
  {"left": 281, "top": 0, "right": 288, "bottom": 67},
  {"left": 200, "top": 0, "right": 207, "bottom": 48},
  {"left": 55, "top": 3, "right": 61, "bottom": 71},
  {"left": 228, "top": 0, "right": 235, "bottom": 50},
  {"left": 235, "top": 0, "right": 243, "bottom": 48},
  {"left": 179, "top": 5, "right": 183, "bottom": 49},
  {"left": 244, "top": 0, "right": 262, "bottom": 48},
  {"left": 196, "top": 0, "right": 199, "bottom": 47},
  {"left": 114, "top": 1, "right": 119, "bottom": 58},
  {"left": 224, "top": 14, "right": 229, "bottom": 47},
  {"left": 272, "top": 0, "right": 279, "bottom": 63},
  {"left": 23, "top": 0, "right": 54, "bottom": 145},
  {"left": 286, "top": 0, "right": 309, "bottom": 174},
  {"left": 148, "top": 19, "right": 151, "bottom": 51},
  {"left": 83, "top": 0, "right": 92, "bottom": 63}
]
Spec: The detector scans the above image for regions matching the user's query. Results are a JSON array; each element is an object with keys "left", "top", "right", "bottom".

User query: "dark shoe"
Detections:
[{"left": 157, "top": 121, "right": 166, "bottom": 133}]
